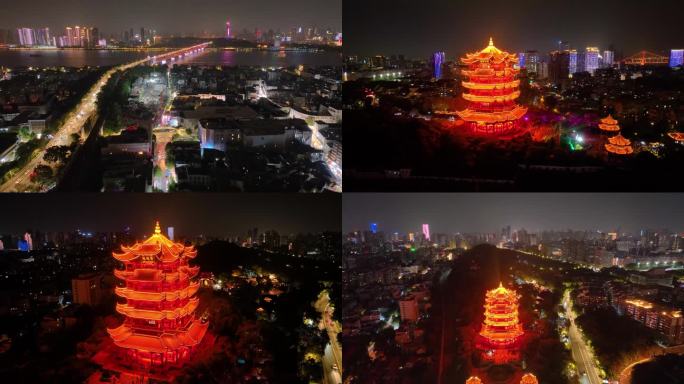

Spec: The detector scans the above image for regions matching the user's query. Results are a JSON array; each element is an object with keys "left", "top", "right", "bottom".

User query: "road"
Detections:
[
  {"left": 436, "top": 268, "right": 451, "bottom": 384},
  {"left": 153, "top": 128, "right": 175, "bottom": 191},
  {"left": 0, "top": 43, "right": 209, "bottom": 192},
  {"left": 563, "top": 290, "right": 602, "bottom": 384}
]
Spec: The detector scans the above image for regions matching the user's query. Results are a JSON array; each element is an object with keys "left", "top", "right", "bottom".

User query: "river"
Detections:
[{"left": 0, "top": 48, "right": 341, "bottom": 68}]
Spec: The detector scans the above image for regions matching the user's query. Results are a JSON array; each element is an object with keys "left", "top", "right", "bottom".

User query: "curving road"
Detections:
[
  {"left": 563, "top": 290, "right": 602, "bottom": 384},
  {"left": 0, "top": 43, "right": 209, "bottom": 192}
]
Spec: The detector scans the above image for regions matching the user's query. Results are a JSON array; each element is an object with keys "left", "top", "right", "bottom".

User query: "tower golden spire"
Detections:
[
  {"left": 154, "top": 221, "right": 161, "bottom": 234},
  {"left": 489, "top": 37, "right": 494, "bottom": 46}
]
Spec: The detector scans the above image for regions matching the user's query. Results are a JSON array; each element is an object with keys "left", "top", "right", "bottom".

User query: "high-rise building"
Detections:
[
  {"left": 422, "top": 224, "right": 431, "bottom": 241},
  {"left": 399, "top": 296, "right": 419, "bottom": 322},
  {"left": 74, "top": 26, "right": 82, "bottom": 46},
  {"left": 524, "top": 50, "right": 540, "bottom": 74},
  {"left": 63, "top": 26, "right": 95, "bottom": 47},
  {"left": 670, "top": 49, "right": 684, "bottom": 68},
  {"left": 456, "top": 38, "right": 527, "bottom": 136},
  {"left": 107, "top": 222, "right": 208, "bottom": 367},
  {"left": 624, "top": 299, "right": 684, "bottom": 344},
  {"left": 538, "top": 61, "right": 548, "bottom": 79},
  {"left": 17, "top": 28, "right": 36, "bottom": 46},
  {"left": 65, "top": 27, "right": 75, "bottom": 46},
  {"left": 569, "top": 49, "right": 578, "bottom": 74},
  {"left": 432, "top": 51, "right": 445, "bottom": 79},
  {"left": 577, "top": 51, "right": 586, "bottom": 73},
  {"left": 226, "top": 20, "right": 231, "bottom": 38},
  {"left": 92, "top": 28, "right": 99, "bottom": 45},
  {"left": 603, "top": 50, "right": 614, "bottom": 67},
  {"left": 72, "top": 273, "right": 104, "bottom": 305},
  {"left": 517, "top": 52, "right": 525, "bottom": 69},
  {"left": 586, "top": 47, "right": 600, "bottom": 74},
  {"left": 549, "top": 50, "right": 570, "bottom": 85},
  {"left": 36, "top": 27, "right": 51, "bottom": 46}
]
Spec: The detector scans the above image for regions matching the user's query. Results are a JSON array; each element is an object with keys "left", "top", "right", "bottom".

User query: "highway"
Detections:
[
  {"left": 0, "top": 43, "right": 209, "bottom": 192},
  {"left": 563, "top": 290, "right": 602, "bottom": 384}
]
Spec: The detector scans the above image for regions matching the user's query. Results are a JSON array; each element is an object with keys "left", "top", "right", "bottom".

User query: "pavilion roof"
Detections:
[
  {"left": 107, "top": 320, "right": 209, "bottom": 353},
  {"left": 605, "top": 143, "right": 634, "bottom": 154},
  {"left": 456, "top": 106, "right": 527, "bottom": 123},
  {"left": 462, "top": 38, "right": 518, "bottom": 65},
  {"left": 608, "top": 134, "right": 631, "bottom": 146},
  {"left": 600, "top": 114, "right": 618, "bottom": 125},
  {"left": 116, "top": 297, "right": 199, "bottom": 321},
  {"left": 113, "top": 221, "right": 197, "bottom": 263}
]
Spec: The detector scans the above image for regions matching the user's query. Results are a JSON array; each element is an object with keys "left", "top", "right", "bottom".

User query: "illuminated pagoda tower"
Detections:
[
  {"left": 457, "top": 38, "right": 527, "bottom": 136},
  {"left": 598, "top": 114, "right": 621, "bottom": 133},
  {"left": 107, "top": 221, "right": 208, "bottom": 368},
  {"left": 476, "top": 282, "right": 523, "bottom": 364},
  {"left": 480, "top": 282, "right": 523, "bottom": 345},
  {"left": 604, "top": 133, "right": 633, "bottom": 155}
]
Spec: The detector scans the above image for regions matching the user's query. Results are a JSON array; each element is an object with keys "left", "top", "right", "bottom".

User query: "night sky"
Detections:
[
  {"left": 343, "top": 194, "right": 684, "bottom": 234},
  {"left": 0, "top": 0, "right": 341, "bottom": 36},
  {"left": 0, "top": 194, "right": 340, "bottom": 236},
  {"left": 344, "top": 0, "right": 683, "bottom": 58}
]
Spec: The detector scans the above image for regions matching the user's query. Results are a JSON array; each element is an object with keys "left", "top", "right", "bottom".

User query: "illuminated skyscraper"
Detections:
[
  {"left": 525, "top": 50, "right": 539, "bottom": 74},
  {"left": 569, "top": 49, "right": 578, "bottom": 74},
  {"left": 370, "top": 223, "right": 378, "bottom": 234},
  {"left": 36, "top": 27, "right": 51, "bottom": 46},
  {"left": 16, "top": 28, "right": 36, "bottom": 46},
  {"left": 586, "top": 47, "right": 600, "bottom": 74},
  {"left": 603, "top": 50, "right": 614, "bottom": 67},
  {"left": 670, "top": 49, "right": 684, "bottom": 68},
  {"left": 226, "top": 20, "right": 231, "bottom": 38},
  {"left": 66, "top": 27, "right": 75, "bottom": 46},
  {"left": 74, "top": 26, "right": 82, "bottom": 46},
  {"left": 422, "top": 224, "right": 430, "bottom": 241},
  {"left": 433, "top": 51, "right": 445, "bottom": 79},
  {"left": 456, "top": 38, "right": 527, "bottom": 136}
]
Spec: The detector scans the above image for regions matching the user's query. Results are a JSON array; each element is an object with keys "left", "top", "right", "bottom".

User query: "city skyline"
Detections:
[
  {"left": 0, "top": 0, "right": 341, "bottom": 37},
  {"left": 0, "top": 194, "right": 340, "bottom": 236},
  {"left": 344, "top": 0, "right": 683, "bottom": 58},
  {"left": 343, "top": 193, "right": 684, "bottom": 234}
]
